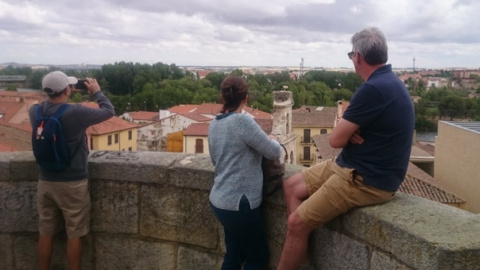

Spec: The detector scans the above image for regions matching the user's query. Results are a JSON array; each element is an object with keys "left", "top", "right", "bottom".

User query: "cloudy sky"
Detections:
[{"left": 1, "top": 0, "right": 479, "bottom": 69}]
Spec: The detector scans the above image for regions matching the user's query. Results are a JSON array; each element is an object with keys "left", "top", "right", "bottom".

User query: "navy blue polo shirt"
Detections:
[{"left": 336, "top": 64, "right": 415, "bottom": 192}]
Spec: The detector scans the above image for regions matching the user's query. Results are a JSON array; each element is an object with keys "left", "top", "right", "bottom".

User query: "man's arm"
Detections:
[{"left": 329, "top": 118, "right": 363, "bottom": 148}]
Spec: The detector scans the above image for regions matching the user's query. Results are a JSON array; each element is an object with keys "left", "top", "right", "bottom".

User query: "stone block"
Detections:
[
  {"left": 139, "top": 185, "right": 218, "bottom": 248},
  {"left": 0, "top": 182, "right": 37, "bottom": 232},
  {"left": 309, "top": 227, "right": 369, "bottom": 270},
  {"left": 13, "top": 234, "right": 93, "bottom": 270},
  {"left": 95, "top": 235, "right": 175, "bottom": 269},
  {"left": 88, "top": 150, "right": 177, "bottom": 184},
  {"left": 10, "top": 151, "right": 38, "bottom": 182},
  {"left": 0, "top": 153, "right": 12, "bottom": 182},
  {"left": 167, "top": 154, "right": 215, "bottom": 191},
  {"left": 0, "top": 235, "right": 13, "bottom": 270},
  {"left": 177, "top": 246, "right": 223, "bottom": 270},
  {"left": 90, "top": 181, "right": 139, "bottom": 234},
  {"left": 371, "top": 250, "right": 412, "bottom": 270},
  {"left": 344, "top": 193, "right": 480, "bottom": 269}
]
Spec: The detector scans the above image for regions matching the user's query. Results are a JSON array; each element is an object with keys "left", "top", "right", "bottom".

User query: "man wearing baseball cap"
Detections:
[{"left": 29, "top": 71, "right": 115, "bottom": 270}]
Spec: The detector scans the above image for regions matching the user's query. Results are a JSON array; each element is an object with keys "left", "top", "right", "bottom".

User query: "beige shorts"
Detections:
[
  {"left": 297, "top": 158, "right": 394, "bottom": 228},
  {"left": 37, "top": 179, "right": 91, "bottom": 238}
]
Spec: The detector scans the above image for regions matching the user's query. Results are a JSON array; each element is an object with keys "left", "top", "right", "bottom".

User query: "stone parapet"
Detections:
[{"left": 1, "top": 151, "right": 479, "bottom": 269}]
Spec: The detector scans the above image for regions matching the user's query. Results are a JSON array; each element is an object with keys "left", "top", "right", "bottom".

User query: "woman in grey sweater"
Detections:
[{"left": 208, "top": 76, "right": 282, "bottom": 269}]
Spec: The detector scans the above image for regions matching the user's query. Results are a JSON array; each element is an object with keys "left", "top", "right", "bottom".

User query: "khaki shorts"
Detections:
[
  {"left": 37, "top": 179, "right": 91, "bottom": 238},
  {"left": 297, "top": 158, "right": 394, "bottom": 228}
]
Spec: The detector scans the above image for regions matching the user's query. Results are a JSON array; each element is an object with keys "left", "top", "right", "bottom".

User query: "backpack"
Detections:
[
  {"left": 262, "top": 144, "right": 288, "bottom": 196},
  {"left": 32, "top": 104, "right": 71, "bottom": 171}
]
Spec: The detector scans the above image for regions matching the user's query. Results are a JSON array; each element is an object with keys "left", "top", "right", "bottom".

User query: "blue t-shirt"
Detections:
[{"left": 336, "top": 64, "right": 414, "bottom": 192}]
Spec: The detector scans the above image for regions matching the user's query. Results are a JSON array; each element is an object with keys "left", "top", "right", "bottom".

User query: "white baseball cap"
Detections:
[{"left": 42, "top": 71, "right": 78, "bottom": 94}]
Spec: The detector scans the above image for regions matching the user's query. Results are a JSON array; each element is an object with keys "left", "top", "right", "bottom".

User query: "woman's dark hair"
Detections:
[{"left": 219, "top": 76, "right": 248, "bottom": 113}]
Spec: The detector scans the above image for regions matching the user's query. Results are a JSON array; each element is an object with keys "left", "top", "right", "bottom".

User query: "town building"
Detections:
[{"left": 435, "top": 121, "right": 480, "bottom": 213}]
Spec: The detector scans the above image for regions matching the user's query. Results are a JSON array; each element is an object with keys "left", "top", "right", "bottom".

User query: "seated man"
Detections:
[{"left": 276, "top": 27, "right": 415, "bottom": 270}]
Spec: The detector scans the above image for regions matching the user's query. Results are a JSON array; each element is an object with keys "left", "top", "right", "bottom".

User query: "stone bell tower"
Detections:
[{"left": 271, "top": 88, "right": 297, "bottom": 164}]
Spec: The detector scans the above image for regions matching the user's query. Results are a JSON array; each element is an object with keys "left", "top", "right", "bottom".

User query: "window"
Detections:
[
  {"left": 108, "top": 135, "right": 112, "bottom": 145},
  {"left": 195, "top": 139, "right": 204, "bottom": 153},
  {"left": 128, "top": 130, "right": 132, "bottom": 140},
  {"left": 115, "top": 133, "right": 119, "bottom": 144},
  {"left": 90, "top": 137, "right": 93, "bottom": 150},
  {"left": 320, "top": 129, "right": 327, "bottom": 134},
  {"left": 128, "top": 147, "right": 132, "bottom": 151},
  {"left": 303, "top": 147, "right": 311, "bottom": 161},
  {"left": 303, "top": 129, "right": 311, "bottom": 143},
  {"left": 150, "top": 130, "right": 155, "bottom": 136}
]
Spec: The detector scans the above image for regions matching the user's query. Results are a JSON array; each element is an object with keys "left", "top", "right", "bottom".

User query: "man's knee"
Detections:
[
  {"left": 286, "top": 211, "right": 311, "bottom": 237},
  {"left": 283, "top": 173, "right": 305, "bottom": 196}
]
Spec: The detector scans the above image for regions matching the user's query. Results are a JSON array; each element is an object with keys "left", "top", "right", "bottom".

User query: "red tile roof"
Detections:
[
  {"left": 128, "top": 111, "right": 159, "bottom": 121},
  {"left": 0, "top": 123, "right": 32, "bottom": 151},
  {"left": 177, "top": 112, "right": 212, "bottom": 122},
  {"left": 88, "top": 116, "right": 138, "bottom": 135},
  {"left": 184, "top": 122, "right": 209, "bottom": 136},
  {"left": 169, "top": 103, "right": 272, "bottom": 120},
  {"left": 254, "top": 118, "right": 273, "bottom": 134},
  {"left": 169, "top": 104, "right": 199, "bottom": 114},
  {"left": 292, "top": 106, "right": 337, "bottom": 127},
  {"left": 195, "top": 103, "right": 223, "bottom": 115},
  {"left": 0, "top": 102, "right": 26, "bottom": 123},
  {"left": 243, "top": 106, "right": 272, "bottom": 120}
]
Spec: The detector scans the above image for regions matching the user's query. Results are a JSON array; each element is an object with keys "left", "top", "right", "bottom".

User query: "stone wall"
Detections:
[{"left": 1, "top": 151, "right": 480, "bottom": 270}]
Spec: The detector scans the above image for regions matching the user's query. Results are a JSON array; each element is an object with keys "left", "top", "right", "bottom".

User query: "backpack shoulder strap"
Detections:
[
  {"left": 35, "top": 105, "right": 43, "bottom": 120},
  {"left": 50, "top": 104, "right": 71, "bottom": 119}
]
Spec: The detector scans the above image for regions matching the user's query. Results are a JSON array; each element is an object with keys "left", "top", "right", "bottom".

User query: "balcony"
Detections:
[{"left": 300, "top": 136, "right": 314, "bottom": 145}]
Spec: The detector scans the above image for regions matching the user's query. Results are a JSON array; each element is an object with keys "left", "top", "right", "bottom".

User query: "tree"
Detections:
[
  {"left": 438, "top": 95, "right": 465, "bottom": 120},
  {"left": 332, "top": 88, "right": 353, "bottom": 103}
]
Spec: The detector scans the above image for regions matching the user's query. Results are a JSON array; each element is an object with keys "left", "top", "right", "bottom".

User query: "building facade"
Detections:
[{"left": 434, "top": 121, "right": 480, "bottom": 213}]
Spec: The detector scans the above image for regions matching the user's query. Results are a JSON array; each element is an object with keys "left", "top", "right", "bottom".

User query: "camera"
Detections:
[{"left": 75, "top": 80, "right": 88, "bottom": 90}]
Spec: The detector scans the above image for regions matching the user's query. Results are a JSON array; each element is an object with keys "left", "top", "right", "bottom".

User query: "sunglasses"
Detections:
[{"left": 347, "top": 51, "right": 355, "bottom": 60}]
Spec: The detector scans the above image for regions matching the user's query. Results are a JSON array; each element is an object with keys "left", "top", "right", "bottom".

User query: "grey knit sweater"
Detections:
[{"left": 208, "top": 113, "right": 282, "bottom": 211}]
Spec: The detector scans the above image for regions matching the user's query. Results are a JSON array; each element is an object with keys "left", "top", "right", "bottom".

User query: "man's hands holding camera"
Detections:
[{"left": 76, "top": 78, "right": 101, "bottom": 95}]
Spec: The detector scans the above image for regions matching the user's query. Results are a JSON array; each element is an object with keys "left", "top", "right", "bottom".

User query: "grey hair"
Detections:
[{"left": 351, "top": 27, "right": 388, "bottom": 65}]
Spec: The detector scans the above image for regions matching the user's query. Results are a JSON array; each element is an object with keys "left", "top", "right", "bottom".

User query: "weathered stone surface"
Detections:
[
  {"left": 371, "top": 250, "right": 413, "bottom": 270},
  {"left": 177, "top": 246, "right": 223, "bottom": 270},
  {"left": 0, "top": 153, "right": 11, "bottom": 182},
  {"left": 88, "top": 150, "right": 178, "bottom": 184},
  {"left": 309, "top": 227, "right": 369, "bottom": 270},
  {"left": 139, "top": 185, "right": 218, "bottom": 248},
  {"left": 10, "top": 151, "right": 38, "bottom": 182},
  {"left": 13, "top": 234, "right": 92, "bottom": 270},
  {"left": 344, "top": 193, "right": 480, "bottom": 269},
  {"left": 0, "top": 182, "right": 37, "bottom": 232},
  {"left": 0, "top": 235, "right": 13, "bottom": 270},
  {"left": 167, "top": 154, "right": 215, "bottom": 191},
  {"left": 95, "top": 235, "right": 175, "bottom": 269},
  {"left": 90, "top": 181, "right": 139, "bottom": 233},
  {"left": 2, "top": 152, "right": 480, "bottom": 270}
]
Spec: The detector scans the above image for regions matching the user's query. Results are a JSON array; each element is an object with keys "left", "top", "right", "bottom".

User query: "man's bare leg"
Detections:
[
  {"left": 282, "top": 173, "right": 309, "bottom": 216},
  {"left": 38, "top": 235, "right": 53, "bottom": 270},
  {"left": 277, "top": 211, "right": 313, "bottom": 270},
  {"left": 277, "top": 173, "right": 312, "bottom": 270},
  {"left": 67, "top": 237, "right": 82, "bottom": 270}
]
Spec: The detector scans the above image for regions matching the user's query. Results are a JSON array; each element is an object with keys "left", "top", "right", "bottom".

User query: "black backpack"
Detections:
[
  {"left": 32, "top": 104, "right": 71, "bottom": 171},
  {"left": 262, "top": 144, "right": 288, "bottom": 196}
]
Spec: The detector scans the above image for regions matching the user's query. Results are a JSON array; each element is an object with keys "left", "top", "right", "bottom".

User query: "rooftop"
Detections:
[{"left": 444, "top": 121, "right": 480, "bottom": 134}]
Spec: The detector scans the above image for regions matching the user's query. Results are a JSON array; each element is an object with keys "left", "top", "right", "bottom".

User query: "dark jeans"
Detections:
[{"left": 210, "top": 196, "right": 269, "bottom": 270}]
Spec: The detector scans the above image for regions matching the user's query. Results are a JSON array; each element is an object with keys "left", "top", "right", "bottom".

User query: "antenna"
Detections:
[
  {"left": 299, "top": 58, "right": 304, "bottom": 79},
  {"left": 413, "top": 56, "right": 416, "bottom": 72}
]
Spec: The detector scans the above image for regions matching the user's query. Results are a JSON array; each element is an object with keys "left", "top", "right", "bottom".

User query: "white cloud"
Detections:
[{"left": 0, "top": 0, "right": 479, "bottom": 68}]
